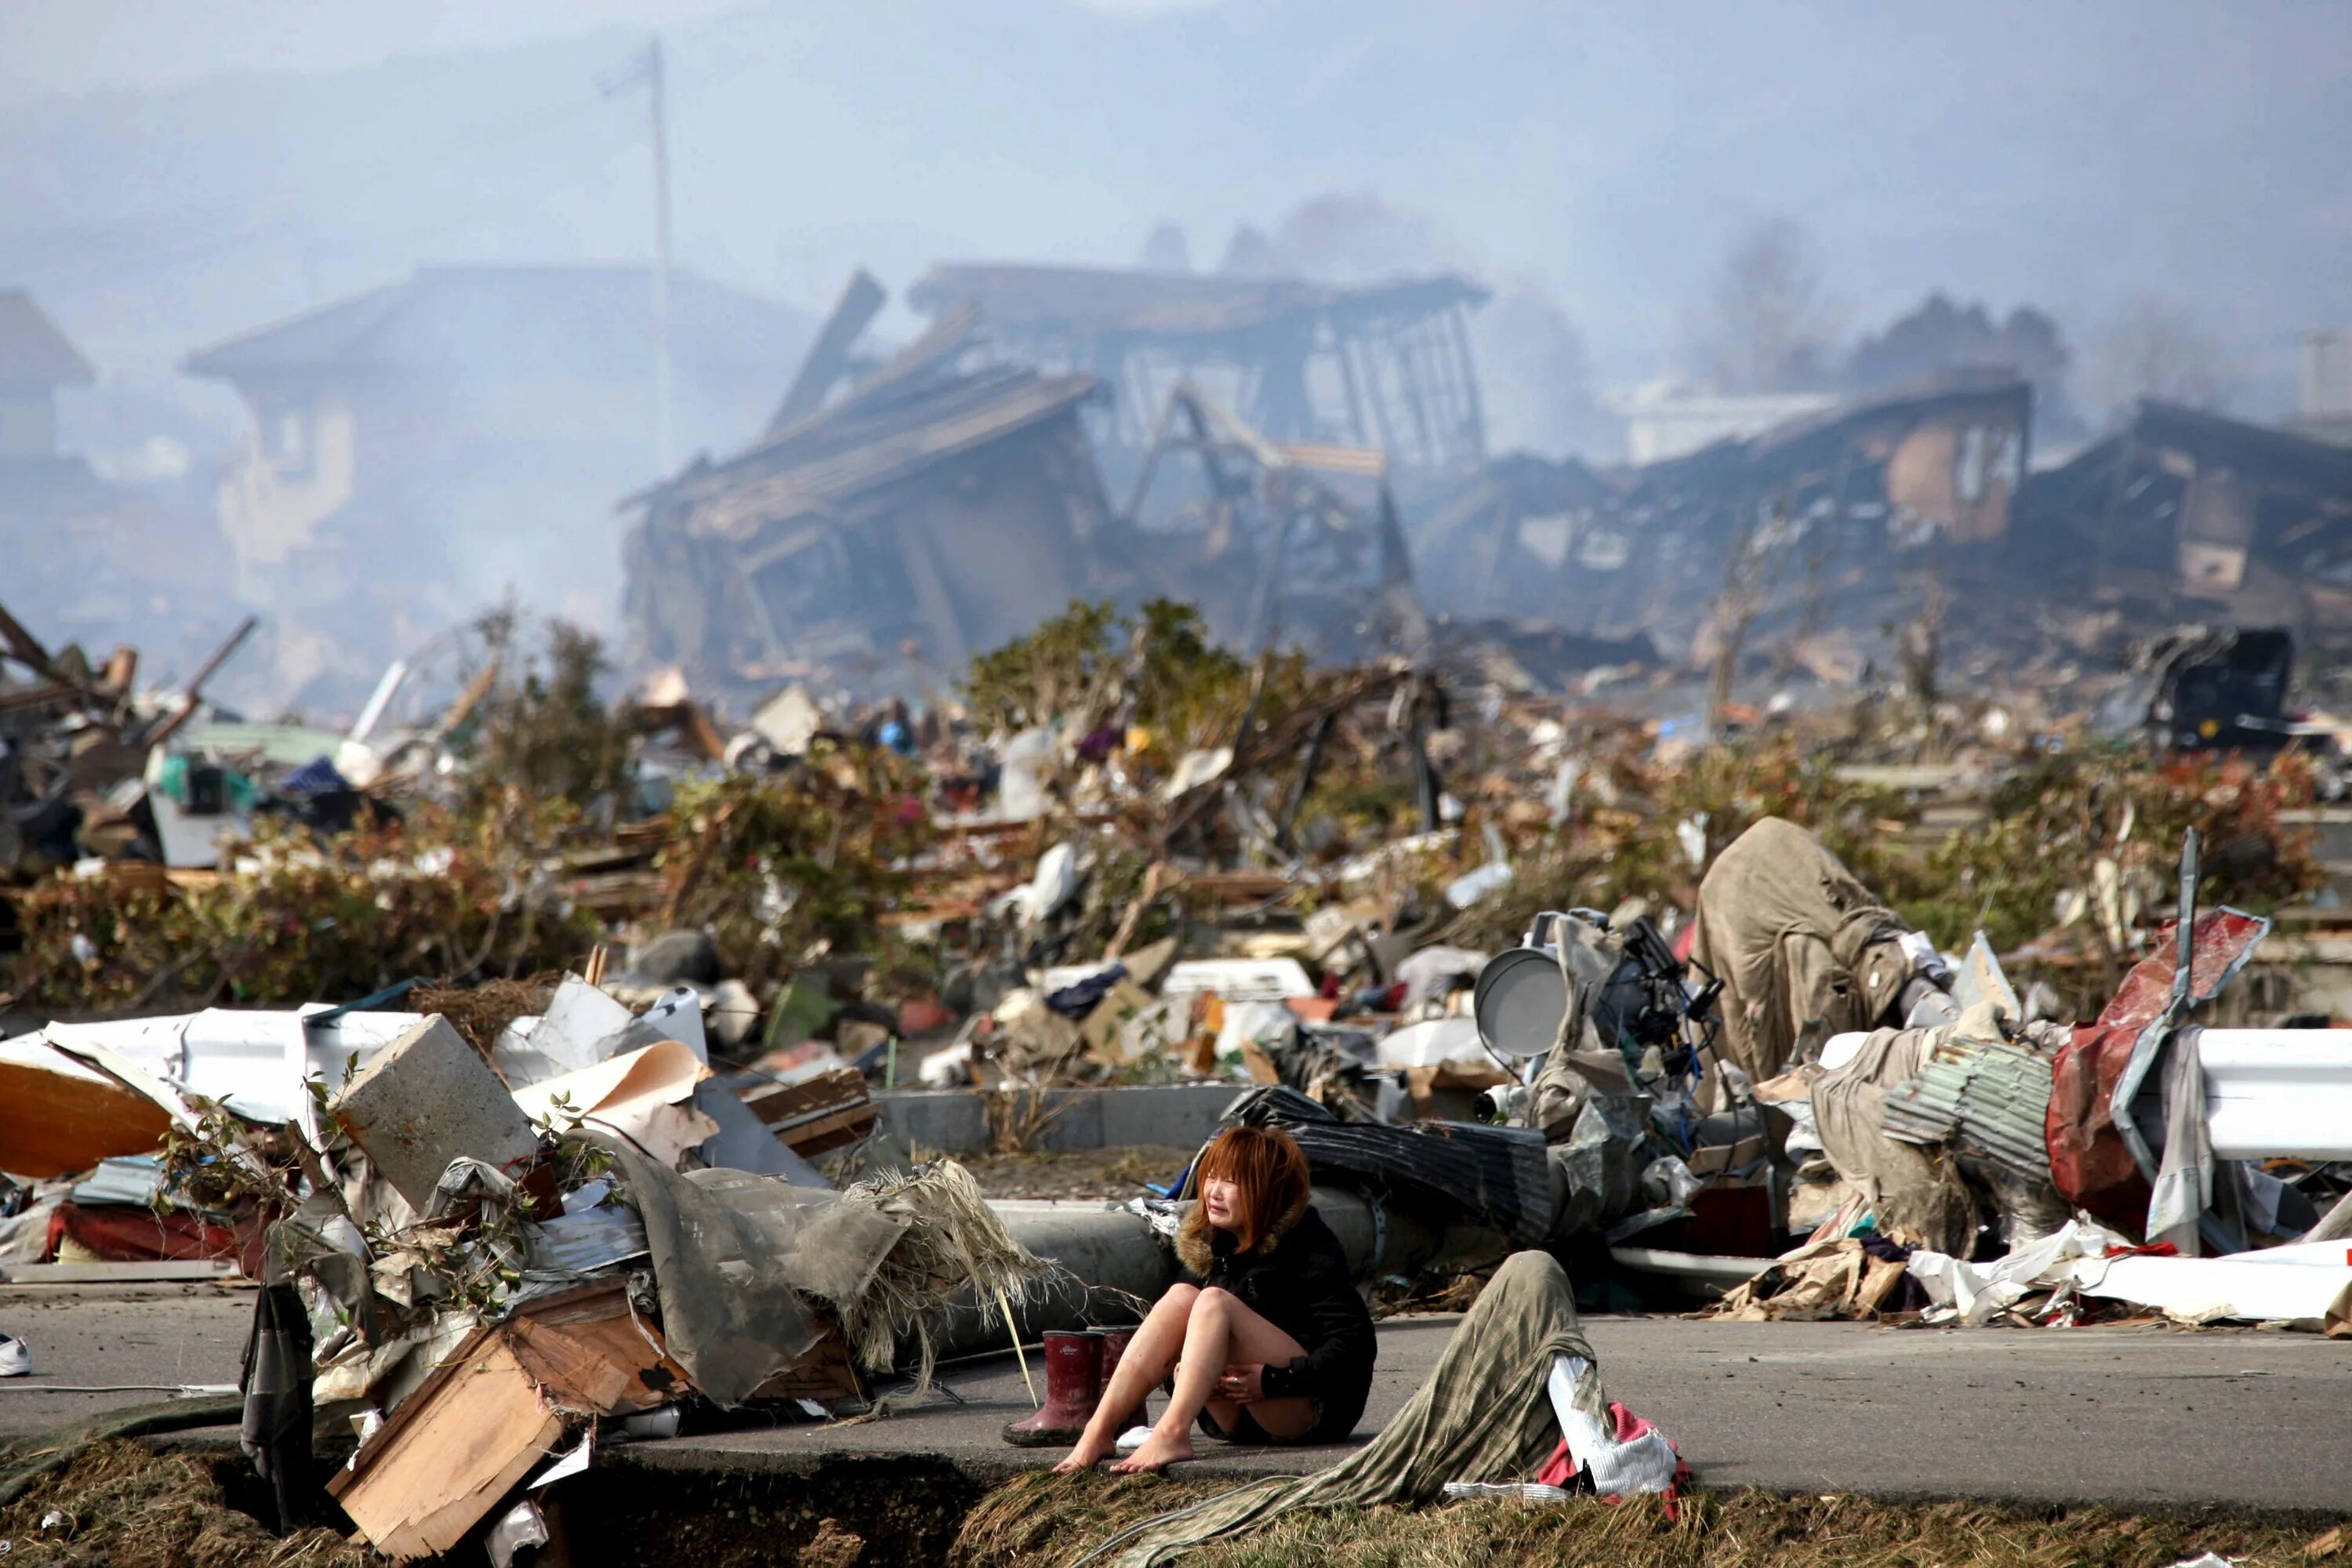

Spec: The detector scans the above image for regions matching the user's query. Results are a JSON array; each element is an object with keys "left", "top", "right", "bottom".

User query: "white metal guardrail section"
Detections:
[{"left": 2197, "top": 1029, "right": 2352, "bottom": 1161}]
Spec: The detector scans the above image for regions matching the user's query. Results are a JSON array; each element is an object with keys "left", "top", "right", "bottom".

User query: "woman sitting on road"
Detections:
[{"left": 1056, "top": 1123, "right": 1377, "bottom": 1474}]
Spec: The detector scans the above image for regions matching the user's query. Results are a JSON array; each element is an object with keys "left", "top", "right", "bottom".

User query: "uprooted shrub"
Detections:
[
  {"left": 2, "top": 797, "right": 603, "bottom": 1014},
  {"left": 964, "top": 597, "right": 1318, "bottom": 764},
  {"left": 658, "top": 754, "right": 933, "bottom": 993},
  {"left": 457, "top": 608, "right": 637, "bottom": 812},
  {"left": 1445, "top": 735, "right": 2321, "bottom": 1018}
]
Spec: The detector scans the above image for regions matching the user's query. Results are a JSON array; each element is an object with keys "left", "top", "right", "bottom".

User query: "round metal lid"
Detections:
[{"left": 1472, "top": 946, "right": 1569, "bottom": 1060}]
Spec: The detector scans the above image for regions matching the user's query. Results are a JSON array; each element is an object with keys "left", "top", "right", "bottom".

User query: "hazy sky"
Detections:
[{"left": 5, "top": 0, "right": 2348, "bottom": 418}]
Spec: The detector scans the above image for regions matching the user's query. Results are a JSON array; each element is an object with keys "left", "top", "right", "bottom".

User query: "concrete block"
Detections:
[
  {"left": 1095, "top": 1085, "right": 1233, "bottom": 1151},
  {"left": 875, "top": 1083, "right": 1240, "bottom": 1156},
  {"left": 331, "top": 1014, "right": 540, "bottom": 1210},
  {"left": 1035, "top": 1091, "right": 1104, "bottom": 1152},
  {"left": 875, "top": 1090, "right": 989, "bottom": 1154}
]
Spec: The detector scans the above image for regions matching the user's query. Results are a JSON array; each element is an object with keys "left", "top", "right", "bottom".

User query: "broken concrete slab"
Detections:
[{"left": 331, "top": 1015, "right": 541, "bottom": 1211}]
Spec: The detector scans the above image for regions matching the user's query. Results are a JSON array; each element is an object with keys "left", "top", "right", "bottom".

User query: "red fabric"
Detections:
[
  {"left": 1534, "top": 1401, "right": 1694, "bottom": 1518},
  {"left": 2045, "top": 910, "right": 2267, "bottom": 1234},
  {"left": 47, "top": 1203, "right": 261, "bottom": 1276}
]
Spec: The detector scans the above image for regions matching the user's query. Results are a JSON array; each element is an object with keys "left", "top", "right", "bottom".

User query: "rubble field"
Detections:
[{"left": 5, "top": 575, "right": 2352, "bottom": 1567}]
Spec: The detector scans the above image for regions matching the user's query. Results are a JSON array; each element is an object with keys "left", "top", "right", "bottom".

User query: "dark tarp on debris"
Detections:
[
  {"left": 238, "top": 1283, "right": 314, "bottom": 1532},
  {"left": 1228, "top": 1086, "right": 1556, "bottom": 1245},
  {"left": 597, "top": 1138, "right": 828, "bottom": 1408},
  {"left": 1692, "top": 818, "right": 1915, "bottom": 1092}
]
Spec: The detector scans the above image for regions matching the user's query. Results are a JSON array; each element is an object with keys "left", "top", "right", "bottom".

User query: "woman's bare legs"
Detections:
[
  {"left": 1053, "top": 1284, "right": 1199, "bottom": 1472},
  {"left": 1112, "top": 1287, "right": 1311, "bottom": 1474}
]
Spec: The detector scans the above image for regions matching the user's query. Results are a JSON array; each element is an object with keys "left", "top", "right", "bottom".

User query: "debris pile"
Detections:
[{"left": 0, "top": 971, "right": 1046, "bottom": 1559}]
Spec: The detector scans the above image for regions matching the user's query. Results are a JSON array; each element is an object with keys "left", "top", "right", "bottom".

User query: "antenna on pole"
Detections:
[{"left": 604, "top": 37, "right": 675, "bottom": 476}]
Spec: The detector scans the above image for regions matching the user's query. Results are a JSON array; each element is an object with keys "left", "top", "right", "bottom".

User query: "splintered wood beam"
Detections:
[{"left": 766, "top": 269, "right": 887, "bottom": 435}]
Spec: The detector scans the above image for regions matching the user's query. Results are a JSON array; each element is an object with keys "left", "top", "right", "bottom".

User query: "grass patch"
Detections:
[
  {"left": 951, "top": 1471, "right": 2349, "bottom": 1568},
  {"left": 0, "top": 1439, "right": 372, "bottom": 1567}
]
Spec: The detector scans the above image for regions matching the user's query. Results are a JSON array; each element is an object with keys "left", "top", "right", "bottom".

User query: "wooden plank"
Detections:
[
  {"left": 739, "top": 1069, "right": 877, "bottom": 1156},
  {"left": 739, "top": 1068, "right": 867, "bottom": 1127},
  {"left": 505, "top": 1278, "right": 688, "bottom": 1414}
]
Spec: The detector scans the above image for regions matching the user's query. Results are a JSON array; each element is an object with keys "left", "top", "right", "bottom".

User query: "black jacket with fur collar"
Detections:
[{"left": 1177, "top": 1194, "right": 1376, "bottom": 1429}]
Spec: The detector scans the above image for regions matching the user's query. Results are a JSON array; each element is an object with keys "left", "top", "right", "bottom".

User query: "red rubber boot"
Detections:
[
  {"left": 1000, "top": 1330, "right": 1104, "bottom": 1447},
  {"left": 1094, "top": 1326, "right": 1147, "bottom": 1435}
]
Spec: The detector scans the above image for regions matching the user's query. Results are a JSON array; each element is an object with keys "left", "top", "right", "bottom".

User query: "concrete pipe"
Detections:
[{"left": 920, "top": 1187, "right": 1450, "bottom": 1365}]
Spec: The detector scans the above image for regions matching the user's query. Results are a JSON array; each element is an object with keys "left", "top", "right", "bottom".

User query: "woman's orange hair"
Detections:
[{"left": 1189, "top": 1125, "right": 1310, "bottom": 1254}]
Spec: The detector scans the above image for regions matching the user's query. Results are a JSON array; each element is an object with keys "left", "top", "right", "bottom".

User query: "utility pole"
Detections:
[{"left": 645, "top": 35, "right": 676, "bottom": 476}]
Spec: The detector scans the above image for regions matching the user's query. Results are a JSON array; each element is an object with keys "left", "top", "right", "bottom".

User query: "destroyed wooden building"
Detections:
[
  {"left": 2020, "top": 400, "right": 2352, "bottom": 644},
  {"left": 906, "top": 263, "right": 1490, "bottom": 477},
  {"left": 622, "top": 274, "right": 1440, "bottom": 695},
  {"left": 622, "top": 307, "right": 1120, "bottom": 695},
  {"left": 1405, "top": 373, "right": 2034, "bottom": 666},
  {"left": 1121, "top": 385, "right": 1426, "bottom": 663}
]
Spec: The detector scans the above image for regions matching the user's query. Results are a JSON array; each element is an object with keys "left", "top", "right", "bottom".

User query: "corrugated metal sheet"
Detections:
[{"left": 1882, "top": 1035, "right": 2053, "bottom": 1181}]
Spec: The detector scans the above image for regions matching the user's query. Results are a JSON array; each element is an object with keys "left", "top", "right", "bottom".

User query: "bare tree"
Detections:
[
  {"left": 2082, "top": 296, "right": 2237, "bottom": 423},
  {"left": 1706, "top": 495, "right": 1795, "bottom": 731},
  {"left": 1697, "top": 217, "right": 1842, "bottom": 394}
]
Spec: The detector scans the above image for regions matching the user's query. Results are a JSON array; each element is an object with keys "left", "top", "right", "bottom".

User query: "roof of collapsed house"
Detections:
[
  {"left": 2065, "top": 397, "right": 2352, "bottom": 499},
  {"left": 636, "top": 364, "right": 1100, "bottom": 541},
  {"left": 1743, "top": 371, "right": 2033, "bottom": 470},
  {"left": 906, "top": 263, "right": 1488, "bottom": 342},
  {"left": 181, "top": 264, "right": 810, "bottom": 382},
  {"left": 0, "top": 289, "right": 94, "bottom": 390}
]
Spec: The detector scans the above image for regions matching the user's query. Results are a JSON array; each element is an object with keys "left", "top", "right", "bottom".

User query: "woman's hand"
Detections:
[{"left": 1216, "top": 1363, "right": 1265, "bottom": 1404}]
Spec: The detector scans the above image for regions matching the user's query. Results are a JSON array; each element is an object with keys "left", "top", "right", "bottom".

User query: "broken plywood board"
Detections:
[
  {"left": 330, "top": 1279, "right": 689, "bottom": 1558},
  {"left": 739, "top": 1067, "right": 877, "bottom": 1156},
  {"left": 0, "top": 1037, "right": 176, "bottom": 1178},
  {"left": 329, "top": 1330, "right": 564, "bottom": 1560}
]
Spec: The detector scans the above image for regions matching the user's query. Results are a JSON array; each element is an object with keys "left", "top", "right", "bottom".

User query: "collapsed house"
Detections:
[
  {"left": 622, "top": 289, "right": 1118, "bottom": 695},
  {"left": 1411, "top": 375, "right": 2352, "bottom": 688},
  {"left": 2023, "top": 400, "right": 2352, "bottom": 644},
  {"left": 183, "top": 266, "right": 813, "bottom": 707},
  {"left": 1405, "top": 372, "right": 2033, "bottom": 666},
  {"left": 622, "top": 275, "right": 1439, "bottom": 697},
  {"left": 906, "top": 262, "right": 1491, "bottom": 477}
]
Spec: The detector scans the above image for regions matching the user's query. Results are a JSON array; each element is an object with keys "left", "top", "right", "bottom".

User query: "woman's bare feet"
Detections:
[
  {"left": 1109, "top": 1428, "right": 1197, "bottom": 1475},
  {"left": 1053, "top": 1431, "right": 1116, "bottom": 1474}
]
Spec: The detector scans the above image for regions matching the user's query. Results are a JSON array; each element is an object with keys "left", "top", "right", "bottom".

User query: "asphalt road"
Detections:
[{"left": 5, "top": 1285, "right": 2347, "bottom": 1513}]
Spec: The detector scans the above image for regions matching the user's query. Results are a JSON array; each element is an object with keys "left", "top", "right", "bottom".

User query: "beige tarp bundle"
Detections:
[
  {"left": 1691, "top": 818, "right": 1915, "bottom": 1091},
  {"left": 1076, "top": 1250, "right": 1609, "bottom": 1568},
  {"left": 1812, "top": 1024, "right": 1981, "bottom": 1254}
]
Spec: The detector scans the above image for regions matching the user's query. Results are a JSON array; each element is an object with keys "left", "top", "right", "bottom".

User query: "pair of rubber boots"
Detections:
[{"left": 1001, "top": 1327, "right": 1144, "bottom": 1447}]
